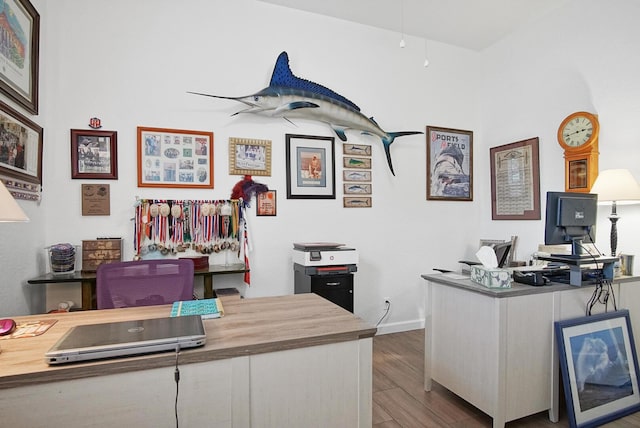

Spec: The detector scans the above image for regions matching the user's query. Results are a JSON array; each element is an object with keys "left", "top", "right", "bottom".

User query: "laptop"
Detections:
[{"left": 45, "top": 315, "right": 206, "bottom": 365}]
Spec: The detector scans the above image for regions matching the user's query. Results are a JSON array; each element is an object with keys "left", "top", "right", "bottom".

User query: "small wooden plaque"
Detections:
[{"left": 81, "top": 184, "right": 110, "bottom": 216}]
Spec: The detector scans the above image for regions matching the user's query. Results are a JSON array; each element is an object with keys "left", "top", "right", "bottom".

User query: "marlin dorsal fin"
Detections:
[{"left": 270, "top": 52, "right": 361, "bottom": 112}]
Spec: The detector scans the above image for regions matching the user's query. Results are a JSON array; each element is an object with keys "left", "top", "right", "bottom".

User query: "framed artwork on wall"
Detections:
[
  {"left": 70, "top": 129, "right": 118, "bottom": 179},
  {"left": 0, "top": 99, "right": 42, "bottom": 185},
  {"left": 256, "top": 190, "right": 277, "bottom": 216},
  {"left": 229, "top": 137, "right": 271, "bottom": 176},
  {"left": 137, "top": 126, "right": 214, "bottom": 189},
  {"left": 489, "top": 137, "right": 540, "bottom": 220},
  {"left": 426, "top": 126, "right": 473, "bottom": 201},
  {"left": 0, "top": 0, "right": 40, "bottom": 114},
  {"left": 556, "top": 310, "right": 640, "bottom": 428},
  {"left": 285, "top": 134, "right": 335, "bottom": 199}
]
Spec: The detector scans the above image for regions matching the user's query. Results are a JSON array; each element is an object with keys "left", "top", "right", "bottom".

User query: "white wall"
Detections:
[
  {"left": 478, "top": 0, "right": 640, "bottom": 265},
  {"left": 3, "top": 0, "right": 639, "bottom": 334}
]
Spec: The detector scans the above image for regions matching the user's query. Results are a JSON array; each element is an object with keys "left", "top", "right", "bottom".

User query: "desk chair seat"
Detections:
[{"left": 96, "top": 259, "right": 194, "bottom": 309}]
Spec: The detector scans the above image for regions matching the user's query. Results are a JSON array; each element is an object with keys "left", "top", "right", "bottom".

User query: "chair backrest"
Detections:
[{"left": 96, "top": 259, "right": 194, "bottom": 309}]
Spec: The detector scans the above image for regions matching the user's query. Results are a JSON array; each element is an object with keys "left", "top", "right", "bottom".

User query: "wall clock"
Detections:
[{"left": 557, "top": 111, "right": 599, "bottom": 192}]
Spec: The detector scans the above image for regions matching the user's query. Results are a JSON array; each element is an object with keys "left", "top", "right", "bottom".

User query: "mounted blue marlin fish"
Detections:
[{"left": 188, "top": 51, "right": 422, "bottom": 175}]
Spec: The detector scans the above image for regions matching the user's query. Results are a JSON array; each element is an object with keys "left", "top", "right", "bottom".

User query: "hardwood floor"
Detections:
[{"left": 372, "top": 329, "right": 640, "bottom": 427}]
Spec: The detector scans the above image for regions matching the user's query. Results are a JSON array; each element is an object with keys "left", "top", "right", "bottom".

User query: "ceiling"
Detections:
[{"left": 257, "top": 0, "right": 569, "bottom": 51}]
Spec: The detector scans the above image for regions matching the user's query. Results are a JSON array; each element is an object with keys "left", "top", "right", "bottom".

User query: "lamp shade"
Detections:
[
  {"left": 590, "top": 169, "right": 640, "bottom": 205},
  {"left": 0, "top": 180, "right": 29, "bottom": 222}
]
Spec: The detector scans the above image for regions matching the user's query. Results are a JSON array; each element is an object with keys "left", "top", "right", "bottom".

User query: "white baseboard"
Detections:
[{"left": 375, "top": 318, "right": 424, "bottom": 335}]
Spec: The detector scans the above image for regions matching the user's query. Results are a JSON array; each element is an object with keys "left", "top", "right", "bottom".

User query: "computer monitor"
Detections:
[{"left": 544, "top": 191, "right": 597, "bottom": 258}]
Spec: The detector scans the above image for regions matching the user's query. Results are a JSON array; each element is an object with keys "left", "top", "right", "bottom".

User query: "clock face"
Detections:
[{"left": 561, "top": 115, "right": 594, "bottom": 147}]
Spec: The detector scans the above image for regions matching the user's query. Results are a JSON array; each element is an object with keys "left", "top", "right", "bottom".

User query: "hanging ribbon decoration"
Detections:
[{"left": 241, "top": 202, "right": 251, "bottom": 285}]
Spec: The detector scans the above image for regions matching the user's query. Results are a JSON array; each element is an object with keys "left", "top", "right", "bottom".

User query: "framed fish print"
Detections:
[
  {"left": 556, "top": 310, "right": 640, "bottom": 428},
  {"left": 426, "top": 126, "right": 473, "bottom": 201},
  {"left": 71, "top": 129, "right": 118, "bottom": 179},
  {"left": 0, "top": 99, "right": 42, "bottom": 185},
  {"left": 137, "top": 126, "right": 214, "bottom": 189},
  {"left": 0, "top": 0, "right": 40, "bottom": 114},
  {"left": 285, "top": 134, "right": 335, "bottom": 199}
]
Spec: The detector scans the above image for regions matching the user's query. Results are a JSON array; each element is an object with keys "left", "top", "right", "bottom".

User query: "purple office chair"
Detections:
[{"left": 96, "top": 259, "right": 194, "bottom": 309}]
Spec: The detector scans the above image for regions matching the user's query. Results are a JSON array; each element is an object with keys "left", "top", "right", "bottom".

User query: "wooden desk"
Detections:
[
  {"left": 0, "top": 293, "right": 376, "bottom": 427},
  {"left": 421, "top": 273, "right": 640, "bottom": 428},
  {"left": 27, "top": 263, "right": 248, "bottom": 310}
]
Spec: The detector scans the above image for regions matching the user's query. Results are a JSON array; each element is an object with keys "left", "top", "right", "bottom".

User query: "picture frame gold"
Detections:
[{"left": 229, "top": 137, "right": 271, "bottom": 176}]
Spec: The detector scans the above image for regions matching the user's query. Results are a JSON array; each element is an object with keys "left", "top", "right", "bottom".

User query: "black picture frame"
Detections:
[
  {"left": 555, "top": 310, "right": 640, "bottom": 428},
  {"left": 285, "top": 134, "right": 335, "bottom": 199},
  {"left": 0, "top": 0, "right": 40, "bottom": 114}
]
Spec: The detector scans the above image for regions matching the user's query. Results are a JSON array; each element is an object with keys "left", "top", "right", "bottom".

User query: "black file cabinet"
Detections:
[{"left": 293, "top": 263, "right": 356, "bottom": 313}]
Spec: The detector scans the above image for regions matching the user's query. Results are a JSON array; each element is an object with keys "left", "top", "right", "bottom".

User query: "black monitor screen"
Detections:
[{"left": 544, "top": 191, "right": 597, "bottom": 257}]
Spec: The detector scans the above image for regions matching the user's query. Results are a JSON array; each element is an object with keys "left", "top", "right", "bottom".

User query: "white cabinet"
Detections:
[{"left": 423, "top": 274, "right": 639, "bottom": 428}]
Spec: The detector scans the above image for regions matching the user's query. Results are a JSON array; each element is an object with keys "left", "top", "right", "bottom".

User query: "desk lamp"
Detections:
[
  {"left": 590, "top": 169, "right": 640, "bottom": 256},
  {"left": 0, "top": 180, "right": 29, "bottom": 222}
]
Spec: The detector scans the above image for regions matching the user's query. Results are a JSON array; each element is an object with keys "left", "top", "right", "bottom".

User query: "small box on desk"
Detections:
[
  {"left": 82, "top": 238, "right": 122, "bottom": 273},
  {"left": 470, "top": 265, "right": 512, "bottom": 288}
]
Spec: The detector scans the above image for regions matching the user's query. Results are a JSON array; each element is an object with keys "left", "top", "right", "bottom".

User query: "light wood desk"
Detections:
[
  {"left": 27, "top": 263, "right": 248, "bottom": 310},
  {"left": 422, "top": 273, "right": 640, "bottom": 428},
  {"left": 0, "top": 293, "right": 376, "bottom": 427}
]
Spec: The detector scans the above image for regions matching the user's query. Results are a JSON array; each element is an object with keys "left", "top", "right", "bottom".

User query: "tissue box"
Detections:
[{"left": 470, "top": 266, "right": 512, "bottom": 288}]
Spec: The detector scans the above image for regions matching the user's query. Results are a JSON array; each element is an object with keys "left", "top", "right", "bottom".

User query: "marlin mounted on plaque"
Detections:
[{"left": 189, "top": 51, "right": 422, "bottom": 175}]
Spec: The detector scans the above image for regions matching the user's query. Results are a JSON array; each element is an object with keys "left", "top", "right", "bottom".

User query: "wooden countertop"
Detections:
[
  {"left": 0, "top": 294, "right": 376, "bottom": 390},
  {"left": 422, "top": 272, "right": 640, "bottom": 298}
]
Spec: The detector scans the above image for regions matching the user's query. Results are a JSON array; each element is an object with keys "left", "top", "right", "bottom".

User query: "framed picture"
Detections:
[
  {"left": 0, "top": 99, "right": 42, "bottom": 185},
  {"left": 426, "top": 126, "right": 473, "bottom": 201},
  {"left": 343, "top": 143, "right": 371, "bottom": 156},
  {"left": 343, "top": 170, "right": 371, "bottom": 182},
  {"left": 343, "top": 156, "right": 371, "bottom": 169},
  {"left": 0, "top": 0, "right": 40, "bottom": 114},
  {"left": 489, "top": 137, "right": 540, "bottom": 220},
  {"left": 344, "top": 183, "right": 371, "bottom": 195},
  {"left": 285, "top": 134, "right": 335, "bottom": 199},
  {"left": 137, "top": 126, "right": 214, "bottom": 189},
  {"left": 556, "top": 310, "right": 640, "bottom": 428},
  {"left": 344, "top": 196, "right": 372, "bottom": 208},
  {"left": 70, "top": 129, "right": 118, "bottom": 179},
  {"left": 256, "top": 190, "right": 277, "bottom": 216},
  {"left": 229, "top": 137, "right": 271, "bottom": 176}
]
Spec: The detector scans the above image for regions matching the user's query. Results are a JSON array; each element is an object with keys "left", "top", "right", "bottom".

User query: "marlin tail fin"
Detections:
[{"left": 382, "top": 132, "right": 423, "bottom": 176}]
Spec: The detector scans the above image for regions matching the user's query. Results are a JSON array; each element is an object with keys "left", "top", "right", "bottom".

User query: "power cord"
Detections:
[
  {"left": 376, "top": 300, "right": 390, "bottom": 327},
  {"left": 174, "top": 346, "right": 181, "bottom": 428},
  {"left": 580, "top": 240, "right": 618, "bottom": 316}
]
